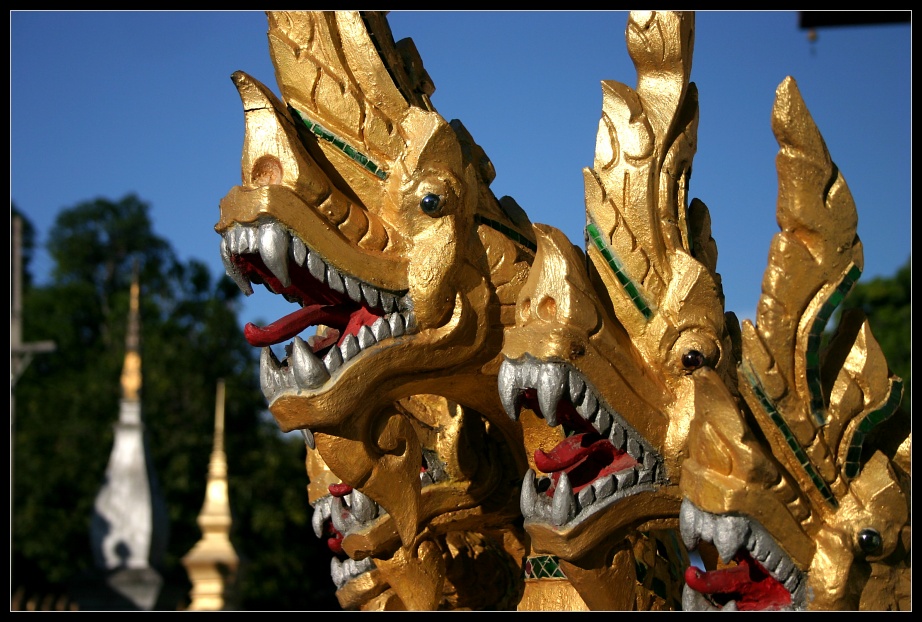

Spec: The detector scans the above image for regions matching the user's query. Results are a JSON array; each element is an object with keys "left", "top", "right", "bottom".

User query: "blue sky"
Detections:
[{"left": 11, "top": 11, "right": 911, "bottom": 333}]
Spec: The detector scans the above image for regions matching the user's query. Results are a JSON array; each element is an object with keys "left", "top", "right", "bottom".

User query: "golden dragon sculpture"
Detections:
[
  {"left": 216, "top": 10, "right": 537, "bottom": 610},
  {"left": 678, "top": 76, "right": 911, "bottom": 612},
  {"left": 215, "top": 10, "right": 908, "bottom": 611},
  {"left": 498, "top": 11, "right": 739, "bottom": 610}
]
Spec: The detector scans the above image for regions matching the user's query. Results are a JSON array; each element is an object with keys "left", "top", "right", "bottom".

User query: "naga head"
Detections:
[
  {"left": 497, "top": 11, "right": 739, "bottom": 610},
  {"left": 216, "top": 11, "right": 534, "bottom": 608},
  {"left": 679, "top": 77, "right": 911, "bottom": 612}
]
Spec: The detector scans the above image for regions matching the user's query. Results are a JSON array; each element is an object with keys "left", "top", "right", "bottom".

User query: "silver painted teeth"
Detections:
[
  {"left": 679, "top": 499, "right": 807, "bottom": 611},
  {"left": 330, "top": 555, "right": 375, "bottom": 590},
  {"left": 501, "top": 355, "right": 665, "bottom": 530},
  {"left": 220, "top": 221, "right": 412, "bottom": 313},
  {"left": 330, "top": 488, "right": 382, "bottom": 537}
]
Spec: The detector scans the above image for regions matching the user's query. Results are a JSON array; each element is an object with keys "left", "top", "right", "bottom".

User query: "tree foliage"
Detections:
[
  {"left": 11, "top": 195, "right": 340, "bottom": 610},
  {"left": 837, "top": 256, "right": 912, "bottom": 412}
]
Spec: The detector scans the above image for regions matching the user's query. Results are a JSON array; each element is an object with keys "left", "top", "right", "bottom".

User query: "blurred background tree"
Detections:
[{"left": 11, "top": 196, "right": 340, "bottom": 610}]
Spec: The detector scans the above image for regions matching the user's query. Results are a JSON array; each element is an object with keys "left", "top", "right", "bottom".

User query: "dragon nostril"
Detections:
[{"left": 536, "top": 296, "right": 558, "bottom": 322}]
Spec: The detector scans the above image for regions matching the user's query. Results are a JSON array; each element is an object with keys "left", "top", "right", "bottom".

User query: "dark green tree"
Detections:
[
  {"left": 11, "top": 196, "right": 340, "bottom": 610},
  {"left": 837, "top": 257, "right": 911, "bottom": 412}
]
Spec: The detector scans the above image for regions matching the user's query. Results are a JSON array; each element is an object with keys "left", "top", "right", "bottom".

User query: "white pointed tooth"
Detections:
[
  {"left": 340, "top": 334, "right": 360, "bottom": 361},
  {"left": 773, "top": 555, "right": 794, "bottom": 583},
  {"left": 388, "top": 312, "right": 405, "bottom": 337},
  {"left": 551, "top": 472, "right": 574, "bottom": 526},
  {"left": 380, "top": 292, "right": 397, "bottom": 313},
  {"left": 349, "top": 489, "right": 377, "bottom": 523},
  {"left": 292, "top": 336, "right": 330, "bottom": 389},
  {"left": 258, "top": 222, "right": 291, "bottom": 287},
  {"left": 370, "top": 317, "right": 391, "bottom": 341},
  {"left": 592, "top": 474, "right": 615, "bottom": 500},
  {"left": 307, "top": 251, "right": 326, "bottom": 282},
  {"left": 226, "top": 228, "right": 241, "bottom": 255},
  {"left": 520, "top": 469, "right": 538, "bottom": 517},
  {"left": 291, "top": 236, "right": 307, "bottom": 266},
  {"left": 498, "top": 359, "right": 524, "bottom": 420},
  {"left": 327, "top": 267, "right": 345, "bottom": 294},
  {"left": 330, "top": 496, "right": 355, "bottom": 535},
  {"left": 643, "top": 451, "right": 657, "bottom": 470},
  {"left": 356, "top": 325, "right": 376, "bottom": 350},
  {"left": 568, "top": 370, "right": 585, "bottom": 404},
  {"left": 361, "top": 283, "right": 380, "bottom": 308},
  {"left": 311, "top": 496, "right": 332, "bottom": 538},
  {"left": 537, "top": 364, "right": 566, "bottom": 427},
  {"left": 220, "top": 237, "right": 254, "bottom": 296},
  {"left": 419, "top": 471, "right": 434, "bottom": 486},
  {"left": 259, "top": 347, "right": 282, "bottom": 403},
  {"left": 323, "top": 347, "right": 343, "bottom": 375},
  {"left": 302, "top": 428, "right": 316, "bottom": 450},
  {"left": 714, "top": 515, "right": 750, "bottom": 562},
  {"left": 330, "top": 557, "right": 346, "bottom": 589},
  {"left": 749, "top": 530, "right": 768, "bottom": 561},
  {"left": 680, "top": 499, "right": 702, "bottom": 551},
  {"left": 343, "top": 275, "right": 362, "bottom": 303}
]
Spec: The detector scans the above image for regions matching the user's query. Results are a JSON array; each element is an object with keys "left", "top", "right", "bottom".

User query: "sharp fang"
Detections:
[
  {"left": 537, "top": 364, "right": 566, "bottom": 427},
  {"left": 388, "top": 312, "right": 405, "bottom": 337},
  {"left": 258, "top": 222, "right": 291, "bottom": 288},
  {"left": 302, "top": 428, "right": 316, "bottom": 450},
  {"left": 371, "top": 317, "right": 391, "bottom": 341},
  {"left": 330, "top": 496, "right": 355, "bottom": 535},
  {"left": 356, "top": 325, "right": 376, "bottom": 350},
  {"left": 379, "top": 292, "right": 397, "bottom": 314},
  {"left": 568, "top": 369, "right": 586, "bottom": 404},
  {"left": 259, "top": 347, "right": 281, "bottom": 403},
  {"left": 323, "top": 347, "right": 343, "bottom": 375},
  {"left": 520, "top": 469, "right": 538, "bottom": 517},
  {"left": 330, "top": 557, "right": 345, "bottom": 589},
  {"left": 292, "top": 336, "right": 330, "bottom": 389},
  {"left": 343, "top": 275, "right": 362, "bottom": 303},
  {"left": 680, "top": 500, "right": 701, "bottom": 551},
  {"left": 340, "top": 334, "right": 359, "bottom": 361},
  {"left": 498, "top": 359, "right": 523, "bottom": 420},
  {"left": 349, "top": 489, "right": 377, "bottom": 523},
  {"left": 551, "top": 471, "right": 574, "bottom": 526},
  {"left": 220, "top": 237, "right": 254, "bottom": 296},
  {"left": 307, "top": 250, "right": 326, "bottom": 282},
  {"left": 311, "top": 495, "right": 332, "bottom": 538},
  {"left": 362, "top": 283, "right": 380, "bottom": 308},
  {"left": 327, "top": 267, "right": 345, "bottom": 294},
  {"left": 714, "top": 514, "right": 750, "bottom": 562},
  {"left": 291, "top": 236, "right": 307, "bottom": 266}
]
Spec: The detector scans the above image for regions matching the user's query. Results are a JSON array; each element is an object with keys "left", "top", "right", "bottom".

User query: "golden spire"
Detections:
[
  {"left": 119, "top": 268, "right": 142, "bottom": 401},
  {"left": 182, "top": 379, "right": 239, "bottom": 611}
]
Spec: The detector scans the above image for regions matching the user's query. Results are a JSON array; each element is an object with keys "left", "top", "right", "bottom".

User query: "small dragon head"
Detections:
[{"left": 679, "top": 77, "right": 911, "bottom": 612}]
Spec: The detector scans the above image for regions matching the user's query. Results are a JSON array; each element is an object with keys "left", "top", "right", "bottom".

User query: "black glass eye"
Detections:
[
  {"left": 857, "top": 528, "right": 882, "bottom": 555},
  {"left": 420, "top": 193, "right": 442, "bottom": 215},
  {"left": 682, "top": 349, "right": 706, "bottom": 370}
]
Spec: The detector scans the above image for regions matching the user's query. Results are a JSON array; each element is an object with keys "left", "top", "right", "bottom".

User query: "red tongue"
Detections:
[
  {"left": 244, "top": 304, "right": 352, "bottom": 347},
  {"left": 684, "top": 555, "right": 793, "bottom": 611},
  {"left": 534, "top": 433, "right": 638, "bottom": 494}
]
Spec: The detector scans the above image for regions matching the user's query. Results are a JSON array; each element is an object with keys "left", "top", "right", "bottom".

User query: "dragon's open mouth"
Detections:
[
  {"left": 679, "top": 499, "right": 806, "bottom": 611},
  {"left": 498, "top": 355, "right": 664, "bottom": 528},
  {"left": 220, "top": 219, "right": 417, "bottom": 404}
]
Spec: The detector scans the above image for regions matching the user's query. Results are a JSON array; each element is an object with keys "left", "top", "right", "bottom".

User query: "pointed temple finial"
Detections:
[
  {"left": 182, "top": 379, "right": 239, "bottom": 611},
  {"left": 119, "top": 263, "right": 142, "bottom": 402}
]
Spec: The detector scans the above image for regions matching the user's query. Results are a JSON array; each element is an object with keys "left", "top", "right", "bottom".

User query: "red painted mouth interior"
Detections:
[
  {"left": 684, "top": 549, "right": 792, "bottom": 611},
  {"left": 233, "top": 253, "right": 386, "bottom": 353},
  {"left": 523, "top": 388, "right": 638, "bottom": 496}
]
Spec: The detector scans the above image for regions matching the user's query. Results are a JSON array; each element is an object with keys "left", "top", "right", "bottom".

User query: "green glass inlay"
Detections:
[
  {"left": 844, "top": 379, "right": 903, "bottom": 478},
  {"left": 474, "top": 214, "right": 537, "bottom": 252},
  {"left": 805, "top": 264, "right": 862, "bottom": 426},
  {"left": 290, "top": 107, "right": 387, "bottom": 180},
  {"left": 742, "top": 363, "right": 839, "bottom": 508},
  {"left": 523, "top": 555, "right": 567, "bottom": 580},
  {"left": 585, "top": 221, "right": 653, "bottom": 319}
]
